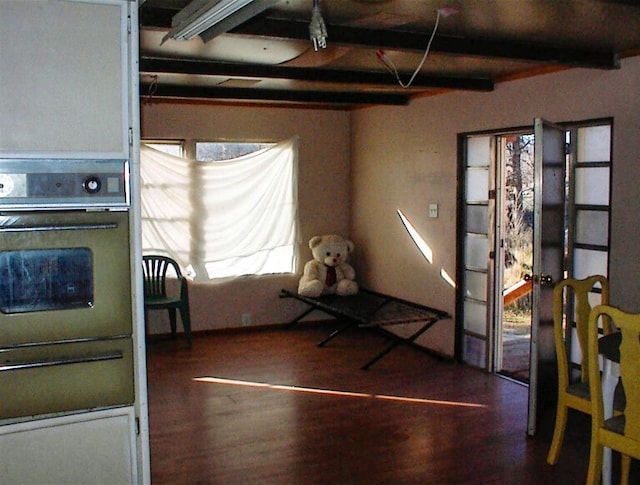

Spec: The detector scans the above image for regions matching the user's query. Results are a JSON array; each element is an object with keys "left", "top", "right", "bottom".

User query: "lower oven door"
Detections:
[{"left": 0, "top": 337, "right": 134, "bottom": 420}]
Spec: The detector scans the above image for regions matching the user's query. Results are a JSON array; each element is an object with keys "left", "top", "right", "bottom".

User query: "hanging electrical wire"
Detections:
[{"left": 377, "top": 7, "right": 457, "bottom": 88}]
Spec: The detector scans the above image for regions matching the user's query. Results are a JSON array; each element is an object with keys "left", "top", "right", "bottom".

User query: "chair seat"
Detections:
[
  {"left": 145, "top": 296, "right": 183, "bottom": 307},
  {"left": 565, "top": 381, "right": 625, "bottom": 410}
]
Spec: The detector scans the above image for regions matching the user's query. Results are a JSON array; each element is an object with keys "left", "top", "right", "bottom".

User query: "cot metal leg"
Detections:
[
  {"left": 361, "top": 317, "right": 440, "bottom": 370},
  {"left": 361, "top": 340, "right": 400, "bottom": 370},
  {"left": 284, "top": 307, "right": 316, "bottom": 329},
  {"left": 317, "top": 321, "right": 355, "bottom": 347}
]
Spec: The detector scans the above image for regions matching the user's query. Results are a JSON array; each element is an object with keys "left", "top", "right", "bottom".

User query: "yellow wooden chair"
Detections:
[
  {"left": 587, "top": 305, "right": 640, "bottom": 485},
  {"left": 547, "top": 275, "right": 610, "bottom": 465}
]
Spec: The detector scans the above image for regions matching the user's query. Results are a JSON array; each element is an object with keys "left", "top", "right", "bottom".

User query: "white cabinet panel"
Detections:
[
  {"left": 0, "top": 0, "right": 128, "bottom": 157},
  {"left": 0, "top": 407, "right": 137, "bottom": 485}
]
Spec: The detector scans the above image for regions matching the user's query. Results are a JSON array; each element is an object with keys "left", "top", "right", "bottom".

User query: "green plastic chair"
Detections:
[{"left": 142, "top": 255, "right": 192, "bottom": 346}]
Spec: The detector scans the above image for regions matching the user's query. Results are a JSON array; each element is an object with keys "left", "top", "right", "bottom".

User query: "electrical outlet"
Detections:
[
  {"left": 429, "top": 203, "right": 439, "bottom": 218},
  {"left": 241, "top": 313, "right": 251, "bottom": 326}
]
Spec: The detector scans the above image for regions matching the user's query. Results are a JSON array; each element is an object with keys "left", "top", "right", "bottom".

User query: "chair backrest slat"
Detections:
[
  {"left": 142, "top": 255, "right": 183, "bottom": 298},
  {"left": 589, "top": 304, "right": 640, "bottom": 440},
  {"left": 553, "top": 275, "right": 609, "bottom": 386}
]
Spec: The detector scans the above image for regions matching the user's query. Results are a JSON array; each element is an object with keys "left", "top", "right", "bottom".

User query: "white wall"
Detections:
[
  {"left": 141, "top": 102, "right": 351, "bottom": 333},
  {"left": 351, "top": 56, "right": 640, "bottom": 357},
  {"left": 142, "top": 57, "right": 640, "bottom": 352}
]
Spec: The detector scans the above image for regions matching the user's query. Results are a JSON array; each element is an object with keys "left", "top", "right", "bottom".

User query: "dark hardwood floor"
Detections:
[{"left": 146, "top": 323, "right": 594, "bottom": 484}]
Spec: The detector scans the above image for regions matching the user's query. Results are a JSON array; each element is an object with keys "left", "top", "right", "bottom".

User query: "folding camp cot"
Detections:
[{"left": 280, "top": 288, "right": 450, "bottom": 370}]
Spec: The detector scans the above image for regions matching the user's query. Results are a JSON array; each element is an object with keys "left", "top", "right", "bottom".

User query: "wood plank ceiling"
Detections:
[{"left": 138, "top": 0, "right": 640, "bottom": 108}]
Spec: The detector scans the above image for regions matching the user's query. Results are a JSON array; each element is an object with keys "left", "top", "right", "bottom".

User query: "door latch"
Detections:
[{"left": 524, "top": 274, "right": 554, "bottom": 286}]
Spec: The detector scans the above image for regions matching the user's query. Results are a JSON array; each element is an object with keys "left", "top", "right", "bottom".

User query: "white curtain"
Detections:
[{"left": 140, "top": 138, "right": 298, "bottom": 281}]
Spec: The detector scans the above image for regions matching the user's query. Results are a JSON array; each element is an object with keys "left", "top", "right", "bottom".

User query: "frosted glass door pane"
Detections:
[
  {"left": 466, "top": 205, "right": 488, "bottom": 234},
  {"left": 577, "top": 126, "right": 611, "bottom": 162},
  {"left": 464, "top": 300, "right": 487, "bottom": 336},
  {"left": 466, "top": 136, "right": 491, "bottom": 167},
  {"left": 465, "top": 236, "right": 488, "bottom": 268},
  {"left": 573, "top": 249, "right": 608, "bottom": 279},
  {"left": 576, "top": 210, "right": 609, "bottom": 246},
  {"left": 465, "top": 271, "right": 487, "bottom": 301},
  {"left": 466, "top": 168, "right": 489, "bottom": 202},
  {"left": 575, "top": 167, "right": 610, "bottom": 205}
]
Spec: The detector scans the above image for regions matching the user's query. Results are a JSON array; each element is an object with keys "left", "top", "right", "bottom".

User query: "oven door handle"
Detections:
[
  {"left": 0, "top": 222, "right": 118, "bottom": 233},
  {"left": 0, "top": 351, "right": 123, "bottom": 372}
]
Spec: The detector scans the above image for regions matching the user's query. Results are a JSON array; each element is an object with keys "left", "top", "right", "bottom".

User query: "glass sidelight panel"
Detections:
[
  {"left": 467, "top": 136, "right": 491, "bottom": 166},
  {"left": 575, "top": 167, "right": 610, "bottom": 205},
  {"left": 464, "top": 300, "right": 488, "bottom": 335},
  {"left": 466, "top": 169, "right": 489, "bottom": 201},
  {"left": 465, "top": 271, "right": 487, "bottom": 300},
  {"left": 575, "top": 210, "right": 609, "bottom": 246},
  {"left": 461, "top": 134, "right": 492, "bottom": 367},
  {"left": 573, "top": 248, "right": 608, "bottom": 278},
  {"left": 577, "top": 125, "right": 611, "bottom": 162},
  {"left": 465, "top": 235, "right": 488, "bottom": 268},
  {"left": 466, "top": 205, "right": 488, "bottom": 234}
]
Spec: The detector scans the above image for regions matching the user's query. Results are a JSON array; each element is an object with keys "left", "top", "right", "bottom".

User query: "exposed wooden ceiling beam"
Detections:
[
  {"left": 234, "top": 18, "right": 620, "bottom": 70},
  {"left": 140, "top": 56, "right": 494, "bottom": 92},
  {"left": 137, "top": 8, "right": 620, "bottom": 70},
  {"left": 139, "top": 83, "right": 411, "bottom": 106}
]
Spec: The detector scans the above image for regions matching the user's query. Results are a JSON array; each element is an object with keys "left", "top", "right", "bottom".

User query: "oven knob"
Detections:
[
  {"left": 83, "top": 176, "right": 102, "bottom": 194},
  {"left": 0, "top": 174, "right": 15, "bottom": 197}
]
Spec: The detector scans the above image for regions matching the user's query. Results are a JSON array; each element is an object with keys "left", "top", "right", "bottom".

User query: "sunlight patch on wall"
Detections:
[
  {"left": 397, "top": 209, "right": 433, "bottom": 264},
  {"left": 440, "top": 268, "right": 456, "bottom": 288}
]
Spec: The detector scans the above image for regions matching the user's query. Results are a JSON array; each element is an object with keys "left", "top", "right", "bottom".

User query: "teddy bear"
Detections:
[{"left": 298, "top": 234, "right": 359, "bottom": 297}]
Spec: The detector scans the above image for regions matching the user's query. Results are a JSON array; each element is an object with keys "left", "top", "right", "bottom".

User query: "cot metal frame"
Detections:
[{"left": 280, "top": 288, "right": 450, "bottom": 370}]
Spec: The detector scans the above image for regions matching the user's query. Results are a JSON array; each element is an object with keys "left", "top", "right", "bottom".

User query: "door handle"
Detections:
[{"left": 0, "top": 351, "right": 123, "bottom": 372}]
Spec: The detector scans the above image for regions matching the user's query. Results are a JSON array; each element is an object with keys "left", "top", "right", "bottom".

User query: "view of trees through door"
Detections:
[{"left": 499, "top": 134, "right": 534, "bottom": 382}]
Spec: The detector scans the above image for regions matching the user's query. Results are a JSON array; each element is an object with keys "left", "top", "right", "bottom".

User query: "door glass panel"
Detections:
[
  {"left": 466, "top": 168, "right": 489, "bottom": 201},
  {"left": 466, "top": 136, "right": 491, "bottom": 166},
  {"left": 465, "top": 271, "right": 487, "bottom": 300},
  {"left": 464, "top": 300, "right": 487, "bottom": 335},
  {"left": 465, "top": 235, "right": 488, "bottom": 268},
  {"left": 575, "top": 167, "right": 610, "bottom": 205},
  {"left": 463, "top": 335, "right": 485, "bottom": 368},
  {"left": 576, "top": 210, "right": 609, "bottom": 246},
  {"left": 466, "top": 205, "right": 488, "bottom": 233},
  {"left": 577, "top": 126, "right": 611, "bottom": 162},
  {"left": 573, "top": 248, "right": 608, "bottom": 278}
]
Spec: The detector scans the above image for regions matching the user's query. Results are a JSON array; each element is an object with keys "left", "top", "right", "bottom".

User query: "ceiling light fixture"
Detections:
[
  {"left": 377, "top": 7, "right": 458, "bottom": 88},
  {"left": 309, "top": 0, "right": 328, "bottom": 51},
  {"left": 162, "top": 0, "right": 259, "bottom": 44}
]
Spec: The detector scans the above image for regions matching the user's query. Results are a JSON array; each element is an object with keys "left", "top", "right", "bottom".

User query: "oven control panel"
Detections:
[{"left": 0, "top": 159, "right": 128, "bottom": 209}]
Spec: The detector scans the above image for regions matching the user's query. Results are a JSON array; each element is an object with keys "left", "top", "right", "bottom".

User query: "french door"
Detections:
[{"left": 457, "top": 118, "right": 612, "bottom": 436}]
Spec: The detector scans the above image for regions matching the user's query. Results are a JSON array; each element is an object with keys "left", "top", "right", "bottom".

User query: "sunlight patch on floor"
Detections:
[{"left": 193, "top": 376, "right": 487, "bottom": 408}]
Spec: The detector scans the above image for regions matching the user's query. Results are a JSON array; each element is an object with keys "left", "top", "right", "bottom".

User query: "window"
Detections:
[
  {"left": 196, "top": 142, "right": 271, "bottom": 161},
  {"left": 140, "top": 138, "right": 298, "bottom": 281},
  {"left": 145, "top": 141, "right": 183, "bottom": 157}
]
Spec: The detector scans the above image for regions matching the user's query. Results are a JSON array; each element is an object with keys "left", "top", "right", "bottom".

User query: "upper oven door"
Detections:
[{"left": 0, "top": 210, "right": 131, "bottom": 346}]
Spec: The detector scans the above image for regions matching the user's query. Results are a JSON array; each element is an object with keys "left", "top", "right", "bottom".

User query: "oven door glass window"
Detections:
[{"left": 0, "top": 248, "right": 93, "bottom": 314}]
